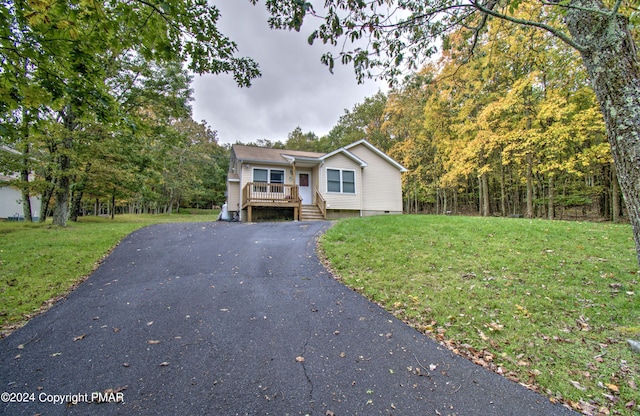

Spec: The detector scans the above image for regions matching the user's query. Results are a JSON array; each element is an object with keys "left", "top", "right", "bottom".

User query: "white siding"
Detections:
[
  {"left": 227, "top": 182, "right": 240, "bottom": 211},
  {"left": 321, "top": 153, "right": 362, "bottom": 211},
  {"left": 348, "top": 144, "right": 403, "bottom": 213},
  {"left": 0, "top": 186, "right": 41, "bottom": 220}
]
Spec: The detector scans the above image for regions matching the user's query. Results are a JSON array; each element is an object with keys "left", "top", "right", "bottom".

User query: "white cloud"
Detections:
[{"left": 192, "top": 0, "right": 386, "bottom": 144}]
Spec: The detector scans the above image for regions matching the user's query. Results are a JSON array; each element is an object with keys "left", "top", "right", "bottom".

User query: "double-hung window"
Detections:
[
  {"left": 326, "top": 169, "right": 355, "bottom": 194},
  {"left": 253, "top": 168, "right": 285, "bottom": 193}
]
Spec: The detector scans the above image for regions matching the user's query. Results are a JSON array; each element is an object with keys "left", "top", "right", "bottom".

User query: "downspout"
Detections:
[
  {"left": 238, "top": 159, "right": 243, "bottom": 222},
  {"left": 360, "top": 166, "right": 364, "bottom": 217}
]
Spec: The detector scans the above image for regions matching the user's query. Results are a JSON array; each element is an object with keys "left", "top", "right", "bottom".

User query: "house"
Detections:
[
  {"left": 226, "top": 139, "right": 407, "bottom": 222},
  {"left": 0, "top": 174, "right": 41, "bottom": 221},
  {"left": 0, "top": 146, "right": 41, "bottom": 221}
]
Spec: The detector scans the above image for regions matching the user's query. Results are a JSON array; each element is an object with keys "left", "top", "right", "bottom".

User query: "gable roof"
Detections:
[
  {"left": 343, "top": 140, "right": 408, "bottom": 172},
  {"left": 319, "top": 147, "right": 368, "bottom": 168},
  {"left": 231, "top": 140, "right": 407, "bottom": 172},
  {"left": 232, "top": 144, "right": 324, "bottom": 165}
]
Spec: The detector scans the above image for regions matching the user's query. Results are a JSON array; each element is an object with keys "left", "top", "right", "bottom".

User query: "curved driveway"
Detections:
[{"left": 1, "top": 221, "right": 575, "bottom": 415}]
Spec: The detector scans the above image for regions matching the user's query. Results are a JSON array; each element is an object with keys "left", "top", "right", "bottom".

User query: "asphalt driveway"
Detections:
[{"left": 0, "top": 221, "right": 576, "bottom": 415}]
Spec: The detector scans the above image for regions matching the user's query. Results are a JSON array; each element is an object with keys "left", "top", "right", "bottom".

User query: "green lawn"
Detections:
[
  {"left": 0, "top": 212, "right": 218, "bottom": 335},
  {"left": 319, "top": 215, "right": 639, "bottom": 415}
]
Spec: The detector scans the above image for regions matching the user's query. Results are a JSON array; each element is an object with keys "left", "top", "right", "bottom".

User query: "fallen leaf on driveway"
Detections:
[
  {"left": 147, "top": 340, "right": 160, "bottom": 344},
  {"left": 73, "top": 334, "right": 86, "bottom": 342},
  {"left": 159, "top": 361, "right": 169, "bottom": 366},
  {"left": 295, "top": 356, "right": 305, "bottom": 362}
]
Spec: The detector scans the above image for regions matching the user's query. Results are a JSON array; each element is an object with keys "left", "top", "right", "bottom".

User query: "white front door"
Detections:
[{"left": 297, "top": 171, "right": 312, "bottom": 205}]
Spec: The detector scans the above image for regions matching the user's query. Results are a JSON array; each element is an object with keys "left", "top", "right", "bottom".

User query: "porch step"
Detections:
[{"left": 300, "top": 205, "right": 325, "bottom": 221}]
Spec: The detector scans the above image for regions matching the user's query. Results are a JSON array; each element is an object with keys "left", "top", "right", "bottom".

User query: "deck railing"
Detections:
[
  {"left": 315, "top": 189, "right": 326, "bottom": 218},
  {"left": 242, "top": 182, "right": 300, "bottom": 205}
]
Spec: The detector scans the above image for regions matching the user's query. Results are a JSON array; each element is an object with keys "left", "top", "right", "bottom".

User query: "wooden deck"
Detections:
[{"left": 242, "top": 182, "right": 302, "bottom": 222}]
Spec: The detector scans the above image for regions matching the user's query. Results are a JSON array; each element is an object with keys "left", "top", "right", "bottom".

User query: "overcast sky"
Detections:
[{"left": 191, "top": 0, "right": 386, "bottom": 145}]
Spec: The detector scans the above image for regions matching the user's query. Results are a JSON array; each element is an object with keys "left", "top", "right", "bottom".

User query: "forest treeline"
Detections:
[
  {"left": 1, "top": 2, "right": 624, "bottom": 223},
  {"left": 270, "top": 5, "right": 623, "bottom": 221}
]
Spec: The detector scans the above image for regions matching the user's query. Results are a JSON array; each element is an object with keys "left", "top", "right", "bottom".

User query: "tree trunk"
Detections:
[
  {"left": 39, "top": 180, "right": 54, "bottom": 223},
  {"left": 548, "top": 174, "right": 555, "bottom": 220},
  {"left": 481, "top": 173, "right": 490, "bottom": 217},
  {"left": 500, "top": 160, "right": 506, "bottom": 217},
  {"left": 612, "top": 161, "right": 620, "bottom": 222},
  {"left": 566, "top": 1, "right": 640, "bottom": 264},
  {"left": 111, "top": 189, "right": 116, "bottom": 220},
  {"left": 20, "top": 166, "right": 32, "bottom": 222},
  {"left": 52, "top": 134, "right": 73, "bottom": 227},
  {"left": 19, "top": 127, "right": 32, "bottom": 222},
  {"left": 69, "top": 190, "right": 83, "bottom": 222},
  {"left": 526, "top": 154, "right": 534, "bottom": 218},
  {"left": 478, "top": 176, "right": 483, "bottom": 215},
  {"left": 52, "top": 107, "right": 76, "bottom": 227}
]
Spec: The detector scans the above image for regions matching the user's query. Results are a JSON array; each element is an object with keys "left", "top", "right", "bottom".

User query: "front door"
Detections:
[{"left": 297, "top": 172, "right": 312, "bottom": 205}]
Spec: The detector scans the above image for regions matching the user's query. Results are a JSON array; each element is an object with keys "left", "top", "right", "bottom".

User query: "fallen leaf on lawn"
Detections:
[
  {"left": 147, "top": 340, "right": 160, "bottom": 344},
  {"left": 570, "top": 380, "right": 586, "bottom": 391},
  {"left": 159, "top": 361, "right": 169, "bottom": 366},
  {"left": 605, "top": 383, "right": 619, "bottom": 393},
  {"left": 628, "top": 379, "right": 637, "bottom": 390},
  {"left": 73, "top": 334, "right": 86, "bottom": 342},
  {"left": 295, "top": 356, "right": 305, "bottom": 362}
]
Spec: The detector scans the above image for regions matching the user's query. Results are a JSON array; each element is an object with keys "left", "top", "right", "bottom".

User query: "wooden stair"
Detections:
[{"left": 300, "top": 204, "right": 325, "bottom": 221}]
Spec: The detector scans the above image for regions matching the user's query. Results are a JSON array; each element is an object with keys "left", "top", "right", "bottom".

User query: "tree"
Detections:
[
  {"left": 284, "top": 126, "right": 320, "bottom": 151},
  {"left": 321, "top": 91, "right": 390, "bottom": 152},
  {"left": 260, "top": 0, "right": 640, "bottom": 265},
  {"left": 2, "top": 0, "right": 261, "bottom": 226}
]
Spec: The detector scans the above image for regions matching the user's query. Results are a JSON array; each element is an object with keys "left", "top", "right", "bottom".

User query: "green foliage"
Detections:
[
  {"left": 320, "top": 91, "right": 390, "bottom": 152},
  {"left": 321, "top": 215, "right": 639, "bottom": 414},
  {"left": 1, "top": 0, "right": 260, "bottom": 225},
  {"left": 284, "top": 126, "right": 321, "bottom": 151}
]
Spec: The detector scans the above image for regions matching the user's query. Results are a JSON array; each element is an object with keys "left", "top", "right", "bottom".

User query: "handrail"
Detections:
[
  {"left": 243, "top": 182, "right": 301, "bottom": 205},
  {"left": 315, "top": 189, "right": 326, "bottom": 218}
]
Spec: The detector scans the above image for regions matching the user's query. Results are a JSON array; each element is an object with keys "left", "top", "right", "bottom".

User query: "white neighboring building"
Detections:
[
  {"left": 0, "top": 146, "right": 42, "bottom": 221},
  {"left": 0, "top": 174, "right": 41, "bottom": 221}
]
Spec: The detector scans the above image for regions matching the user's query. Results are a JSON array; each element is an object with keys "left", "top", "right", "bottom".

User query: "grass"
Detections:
[
  {"left": 0, "top": 211, "right": 218, "bottom": 335},
  {"left": 319, "top": 215, "right": 639, "bottom": 415},
  {"left": 1, "top": 211, "right": 638, "bottom": 413}
]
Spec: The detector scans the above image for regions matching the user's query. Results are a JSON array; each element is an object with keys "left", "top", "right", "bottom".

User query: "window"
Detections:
[
  {"left": 253, "top": 168, "right": 285, "bottom": 193},
  {"left": 327, "top": 169, "right": 341, "bottom": 192},
  {"left": 254, "top": 169, "right": 268, "bottom": 183},
  {"left": 326, "top": 168, "right": 356, "bottom": 194},
  {"left": 270, "top": 170, "right": 284, "bottom": 184}
]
